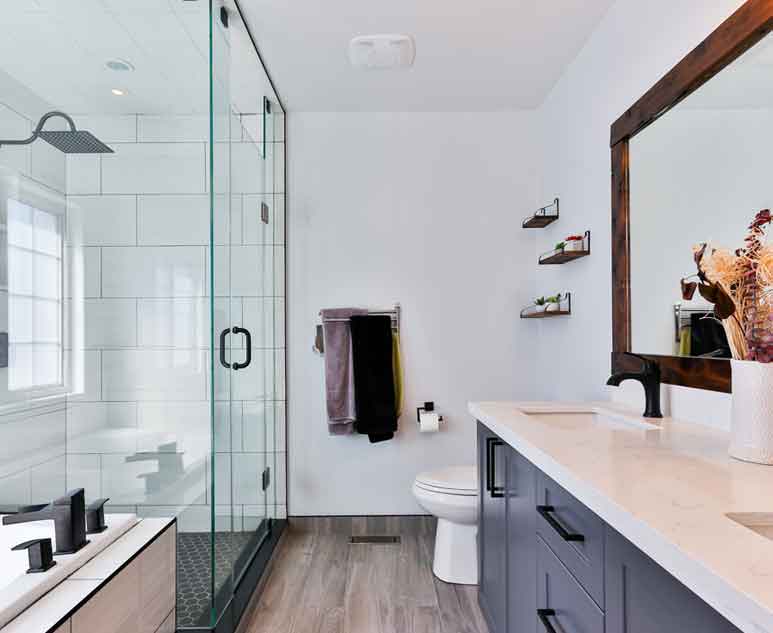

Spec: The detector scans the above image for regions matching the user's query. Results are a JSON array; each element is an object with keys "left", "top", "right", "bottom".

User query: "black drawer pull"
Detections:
[
  {"left": 537, "top": 609, "right": 558, "bottom": 633},
  {"left": 536, "top": 505, "right": 585, "bottom": 542},
  {"left": 485, "top": 437, "right": 505, "bottom": 499}
]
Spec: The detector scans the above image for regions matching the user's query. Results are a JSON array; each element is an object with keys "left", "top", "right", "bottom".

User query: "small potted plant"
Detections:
[
  {"left": 563, "top": 234, "right": 585, "bottom": 252},
  {"left": 687, "top": 209, "right": 773, "bottom": 463},
  {"left": 534, "top": 296, "right": 547, "bottom": 313},
  {"left": 545, "top": 293, "right": 563, "bottom": 312},
  {"left": 554, "top": 241, "right": 566, "bottom": 252}
]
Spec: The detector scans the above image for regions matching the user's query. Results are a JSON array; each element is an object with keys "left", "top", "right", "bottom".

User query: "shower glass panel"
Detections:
[
  {"left": 208, "top": 1, "right": 285, "bottom": 630},
  {"left": 209, "top": 1, "right": 269, "bottom": 625},
  {"left": 0, "top": 1, "right": 285, "bottom": 631}
]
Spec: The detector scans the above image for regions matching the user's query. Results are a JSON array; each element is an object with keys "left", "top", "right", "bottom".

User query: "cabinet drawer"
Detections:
[
  {"left": 537, "top": 536, "right": 604, "bottom": 633},
  {"left": 139, "top": 525, "right": 176, "bottom": 633},
  {"left": 72, "top": 558, "right": 141, "bottom": 633},
  {"left": 536, "top": 471, "right": 605, "bottom": 607}
]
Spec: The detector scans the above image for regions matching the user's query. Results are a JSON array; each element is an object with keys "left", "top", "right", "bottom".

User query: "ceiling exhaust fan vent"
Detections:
[{"left": 348, "top": 34, "right": 415, "bottom": 70}]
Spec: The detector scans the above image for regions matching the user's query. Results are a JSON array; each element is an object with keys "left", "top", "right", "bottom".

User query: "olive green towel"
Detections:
[{"left": 393, "top": 331, "right": 403, "bottom": 418}]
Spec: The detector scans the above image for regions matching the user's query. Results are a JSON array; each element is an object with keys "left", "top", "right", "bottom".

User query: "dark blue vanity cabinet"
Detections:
[
  {"left": 477, "top": 423, "right": 743, "bottom": 633},
  {"left": 605, "top": 527, "right": 741, "bottom": 633},
  {"left": 478, "top": 423, "right": 508, "bottom": 633},
  {"left": 477, "top": 422, "right": 537, "bottom": 633},
  {"left": 506, "top": 442, "right": 537, "bottom": 633}
]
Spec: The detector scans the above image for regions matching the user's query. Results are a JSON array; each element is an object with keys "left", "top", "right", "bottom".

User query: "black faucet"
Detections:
[
  {"left": 2, "top": 489, "right": 89, "bottom": 554},
  {"left": 606, "top": 354, "right": 663, "bottom": 418}
]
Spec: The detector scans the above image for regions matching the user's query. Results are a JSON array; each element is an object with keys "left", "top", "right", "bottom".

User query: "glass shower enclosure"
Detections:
[{"left": 0, "top": 1, "right": 285, "bottom": 632}]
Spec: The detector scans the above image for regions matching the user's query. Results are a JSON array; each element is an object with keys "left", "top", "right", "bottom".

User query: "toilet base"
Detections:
[{"left": 432, "top": 518, "right": 478, "bottom": 585}]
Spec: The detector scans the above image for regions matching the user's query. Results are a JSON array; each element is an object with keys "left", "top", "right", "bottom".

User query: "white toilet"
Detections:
[{"left": 412, "top": 465, "right": 478, "bottom": 585}]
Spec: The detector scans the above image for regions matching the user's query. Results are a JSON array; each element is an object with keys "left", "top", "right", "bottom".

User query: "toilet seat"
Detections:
[{"left": 414, "top": 466, "right": 477, "bottom": 497}]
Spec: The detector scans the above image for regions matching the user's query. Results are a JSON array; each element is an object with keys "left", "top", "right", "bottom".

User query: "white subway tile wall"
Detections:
[{"left": 0, "top": 107, "right": 286, "bottom": 530}]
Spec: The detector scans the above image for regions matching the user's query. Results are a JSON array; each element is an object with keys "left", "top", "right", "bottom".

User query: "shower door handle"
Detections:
[
  {"left": 232, "top": 327, "right": 252, "bottom": 370},
  {"left": 219, "top": 328, "right": 231, "bottom": 369}
]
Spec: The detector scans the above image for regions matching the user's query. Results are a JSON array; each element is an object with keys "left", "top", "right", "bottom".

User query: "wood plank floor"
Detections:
[{"left": 241, "top": 517, "right": 489, "bottom": 633}]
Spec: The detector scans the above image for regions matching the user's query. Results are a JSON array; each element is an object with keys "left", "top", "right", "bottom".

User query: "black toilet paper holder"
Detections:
[{"left": 417, "top": 402, "right": 443, "bottom": 424}]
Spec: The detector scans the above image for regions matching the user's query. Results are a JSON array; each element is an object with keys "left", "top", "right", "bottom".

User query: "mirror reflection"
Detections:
[{"left": 629, "top": 33, "right": 773, "bottom": 359}]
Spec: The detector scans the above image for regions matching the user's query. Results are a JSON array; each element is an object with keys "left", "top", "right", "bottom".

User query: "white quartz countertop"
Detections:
[{"left": 470, "top": 401, "right": 773, "bottom": 633}]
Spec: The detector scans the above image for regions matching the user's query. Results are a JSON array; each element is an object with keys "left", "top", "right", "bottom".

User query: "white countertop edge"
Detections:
[
  {"left": 469, "top": 401, "right": 772, "bottom": 633},
  {"left": 71, "top": 516, "right": 175, "bottom": 581}
]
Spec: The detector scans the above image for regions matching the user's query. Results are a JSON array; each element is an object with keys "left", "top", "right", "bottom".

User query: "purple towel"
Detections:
[{"left": 321, "top": 308, "right": 367, "bottom": 434}]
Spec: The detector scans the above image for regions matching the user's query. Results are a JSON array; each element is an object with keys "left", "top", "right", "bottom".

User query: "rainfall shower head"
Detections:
[
  {"left": 0, "top": 111, "right": 114, "bottom": 154},
  {"left": 37, "top": 129, "right": 113, "bottom": 154}
]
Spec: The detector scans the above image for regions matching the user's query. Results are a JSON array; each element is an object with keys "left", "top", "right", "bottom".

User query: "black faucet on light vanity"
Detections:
[
  {"left": 607, "top": 354, "right": 663, "bottom": 418},
  {"left": 2, "top": 488, "right": 89, "bottom": 554}
]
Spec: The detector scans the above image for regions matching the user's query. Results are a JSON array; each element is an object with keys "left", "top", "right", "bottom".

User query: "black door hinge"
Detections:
[{"left": 262, "top": 467, "right": 271, "bottom": 492}]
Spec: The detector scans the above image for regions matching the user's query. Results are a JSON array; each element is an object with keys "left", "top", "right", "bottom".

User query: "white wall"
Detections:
[
  {"left": 288, "top": 112, "right": 539, "bottom": 515},
  {"left": 533, "top": 0, "right": 746, "bottom": 425}
]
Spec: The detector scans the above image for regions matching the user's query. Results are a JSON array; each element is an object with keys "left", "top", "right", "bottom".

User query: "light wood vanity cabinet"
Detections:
[
  {"left": 70, "top": 524, "right": 176, "bottom": 633},
  {"left": 477, "top": 423, "right": 742, "bottom": 633},
  {"left": 138, "top": 525, "right": 176, "bottom": 633},
  {"left": 72, "top": 558, "right": 141, "bottom": 633}
]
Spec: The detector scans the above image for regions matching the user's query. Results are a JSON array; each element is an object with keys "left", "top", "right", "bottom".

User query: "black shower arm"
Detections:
[{"left": 0, "top": 111, "right": 78, "bottom": 147}]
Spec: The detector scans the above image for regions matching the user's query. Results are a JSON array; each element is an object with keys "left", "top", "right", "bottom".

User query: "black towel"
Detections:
[{"left": 350, "top": 315, "right": 397, "bottom": 443}]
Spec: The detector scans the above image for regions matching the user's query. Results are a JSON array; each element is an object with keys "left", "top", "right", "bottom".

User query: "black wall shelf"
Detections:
[
  {"left": 520, "top": 293, "right": 572, "bottom": 319},
  {"left": 538, "top": 230, "right": 590, "bottom": 265},
  {"left": 522, "top": 198, "right": 559, "bottom": 228}
]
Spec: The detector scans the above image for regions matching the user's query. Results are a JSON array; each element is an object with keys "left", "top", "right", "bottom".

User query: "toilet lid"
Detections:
[{"left": 415, "top": 466, "right": 477, "bottom": 496}]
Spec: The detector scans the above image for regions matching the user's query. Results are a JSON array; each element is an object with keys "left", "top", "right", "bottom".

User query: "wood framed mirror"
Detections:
[{"left": 611, "top": 0, "right": 773, "bottom": 393}]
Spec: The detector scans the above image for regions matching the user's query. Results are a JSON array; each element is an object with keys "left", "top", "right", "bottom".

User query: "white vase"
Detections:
[{"left": 729, "top": 359, "right": 773, "bottom": 464}]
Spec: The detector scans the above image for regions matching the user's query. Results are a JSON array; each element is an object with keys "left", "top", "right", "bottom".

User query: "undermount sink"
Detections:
[
  {"left": 726, "top": 513, "right": 773, "bottom": 541},
  {"left": 519, "top": 406, "right": 662, "bottom": 431}
]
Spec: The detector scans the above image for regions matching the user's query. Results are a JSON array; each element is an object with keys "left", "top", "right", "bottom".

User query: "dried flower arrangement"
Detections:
[{"left": 686, "top": 209, "right": 773, "bottom": 362}]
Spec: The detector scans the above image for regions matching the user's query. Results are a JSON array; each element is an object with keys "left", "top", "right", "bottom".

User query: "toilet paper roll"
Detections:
[{"left": 418, "top": 412, "right": 440, "bottom": 433}]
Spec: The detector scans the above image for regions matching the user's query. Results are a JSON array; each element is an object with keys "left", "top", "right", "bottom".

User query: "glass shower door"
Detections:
[{"left": 209, "top": 1, "right": 269, "bottom": 627}]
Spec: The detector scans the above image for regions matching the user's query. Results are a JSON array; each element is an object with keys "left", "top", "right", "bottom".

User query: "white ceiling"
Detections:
[
  {"left": 0, "top": 0, "right": 279, "bottom": 118},
  {"left": 237, "top": 0, "right": 616, "bottom": 112}
]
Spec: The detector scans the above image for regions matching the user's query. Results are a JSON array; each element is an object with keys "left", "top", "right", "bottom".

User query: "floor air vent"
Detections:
[{"left": 349, "top": 535, "right": 401, "bottom": 544}]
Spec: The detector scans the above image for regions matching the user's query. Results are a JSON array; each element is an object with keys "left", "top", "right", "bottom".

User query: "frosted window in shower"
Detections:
[{"left": 6, "top": 198, "right": 63, "bottom": 391}]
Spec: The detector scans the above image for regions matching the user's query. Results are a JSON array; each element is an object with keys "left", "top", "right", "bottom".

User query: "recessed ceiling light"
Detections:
[
  {"left": 111, "top": 88, "right": 127, "bottom": 96},
  {"left": 349, "top": 34, "right": 415, "bottom": 70},
  {"left": 106, "top": 58, "right": 135, "bottom": 72}
]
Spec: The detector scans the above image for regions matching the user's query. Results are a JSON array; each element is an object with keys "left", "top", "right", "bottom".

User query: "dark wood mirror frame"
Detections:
[{"left": 610, "top": 0, "right": 773, "bottom": 393}]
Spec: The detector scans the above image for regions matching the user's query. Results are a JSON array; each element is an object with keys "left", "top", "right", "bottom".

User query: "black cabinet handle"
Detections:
[
  {"left": 537, "top": 609, "right": 558, "bottom": 633},
  {"left": 232, "top": 326, "right": 252, "bottom": 370},
  {"left": 219, "top": 328, "right": 231, "bottom": 369},
  {"left": 536, "top": 505, "right": 585, "bottom": 542},
  {"left": 485, "top": 437, "right": 505, "bottom": 498}
]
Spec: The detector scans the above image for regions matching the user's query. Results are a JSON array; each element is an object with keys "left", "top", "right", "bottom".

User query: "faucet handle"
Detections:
[
  {"left": 18, "top": 503, "right": 49, "bottom": 513},
  {"left": 12, "top": 538, "right": 56, "bottom": 573},
  {"left": 86, "top": 498, "right": 110, "bottom": 534}
]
